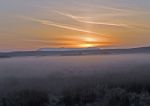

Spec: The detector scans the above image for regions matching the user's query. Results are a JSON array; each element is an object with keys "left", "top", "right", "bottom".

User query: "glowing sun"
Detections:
[
  {"left": 84, "top": 37, "right": 97, "bottom": 42},
  {"left": 78, "top": 37, "right": 98, "bottom": 48},
  {"left": 79, "top": 43, "right": 95, "bottom": 48}
]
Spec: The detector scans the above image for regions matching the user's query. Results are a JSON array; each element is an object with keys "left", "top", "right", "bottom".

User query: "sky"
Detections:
[{"left": 0, "top": 0, "right": 150, "bottom": 51}]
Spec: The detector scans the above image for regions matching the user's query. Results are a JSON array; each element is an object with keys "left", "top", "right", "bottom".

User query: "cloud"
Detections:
[
  {"left": 26, "top": 17, "right": 109, "bottom": 38},
  {"left": 55, "top": 11, "right": 150, "bottom": 31},
  {"left": 78, "top": 20, "right": 129, "bottom": 28},
  {"left": 97, "top": 5, "right": 150, "bottom": 14},
  {"left": 55, "top": 11, "right": 130, "bottom": 28},
  {"left": 23, "top": 39, "right": 52, "bottom": 44},
  {"left": 90, "top": 5, "right": 129, "bottom": 12},
  {"left": 22, "top": 39, "right": 77, "bottom": 46}
]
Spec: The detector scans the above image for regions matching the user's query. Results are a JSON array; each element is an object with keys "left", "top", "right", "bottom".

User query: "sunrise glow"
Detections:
[
  {"left": 0, "top": 0, "right": 150, "bottom": 51},
  {"left": 79, "top": 43, "right": 94, "bottom": 48},
  {"left": 84, "top": 37, "right": 97, "bottom": 42}
]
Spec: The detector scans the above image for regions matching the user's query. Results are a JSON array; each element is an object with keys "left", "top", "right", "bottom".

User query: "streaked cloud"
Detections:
[
  {"left": 83, "top": 2, "right": 150, "bottom": 14},
  {"left": 1, "top": 0, "right": 150, "bottom": 50},
  {"left": 55, "top": 11, "right": 150, "bottom": 31},
  {"left": 55, "top": 11, "right": 130, "bottom": 28},
  {"left": 26, "top": 17, "right": 109, "bottom": 38},
  {"left": 99, "top": 6, "right": 128, "bottom": 12}
]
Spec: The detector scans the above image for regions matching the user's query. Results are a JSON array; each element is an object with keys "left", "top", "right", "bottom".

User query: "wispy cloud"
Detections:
[
  {"left": 22, "top": 39, "right": 77, "bottom": 46},
  {"left": 98, "top": 5, "right": 150, "bottom": 15},
  {"left": 55, "top": 11, "right": 130, "bottom": 28},
  {"left": 25, "top": 17, "right": 109, "bottom": 38},
  {"left": 77, "top": 20, "right": 129, "bottom": 28},
  {"left": 93, "top": 5, "right": 130, "bottom": 12},
  {"left": 55, "top": 11, "right": 150, "bottom": 31},
  {"left": 23, "top": 39, "right": 53, "bottom": 44}
]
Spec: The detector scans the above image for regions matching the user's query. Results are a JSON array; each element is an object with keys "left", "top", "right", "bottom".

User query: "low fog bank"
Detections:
[
  {"left": 0, "top": 54, "right": 150, "bottom": 93},
  {"left": 0, "top": 54, "right": 150, "bottom": 105}
]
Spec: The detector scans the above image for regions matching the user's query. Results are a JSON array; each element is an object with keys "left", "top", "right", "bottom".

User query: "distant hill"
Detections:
[
  {"left": 101, "top": 46, "right": 150, "bottom": 54},
  {"left": 0, "top": 46, "right": 150, "bottom": 58},
  {"left": 38, "top": 47, "right": 100, "bottom": 52}
]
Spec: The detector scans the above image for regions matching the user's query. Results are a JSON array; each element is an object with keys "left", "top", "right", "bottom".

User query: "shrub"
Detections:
[{"left": 1, "top": 89, "right": 49, "bottom": 106}]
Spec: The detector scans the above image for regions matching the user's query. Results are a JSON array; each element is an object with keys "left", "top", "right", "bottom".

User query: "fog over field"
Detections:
[
  {"left": 0, "top": 54, "right": 149, "bottom": 77},
  {"left": 0, "top": 54, "right": 150, "bottom": 91},
  {"left": 0, "top": 54, "right": 150, "bottom": 105}
]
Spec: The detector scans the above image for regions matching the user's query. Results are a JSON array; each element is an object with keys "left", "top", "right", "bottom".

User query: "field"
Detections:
[{"left": 0, "top": 54, "right": 150, "bottom": 106}]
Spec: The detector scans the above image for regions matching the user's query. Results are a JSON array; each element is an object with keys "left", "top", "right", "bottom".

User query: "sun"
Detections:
[
  {"left": 79, "top": 43, "right": 95, "bottom": 48},
  {"left": 78, "top": 36, "right": 98, "bottom": 48},
  {"left": 84, "top": 37, "right": 97, "bottom": 42}
]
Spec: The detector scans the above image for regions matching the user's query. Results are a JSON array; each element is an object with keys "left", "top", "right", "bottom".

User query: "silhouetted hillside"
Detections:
[{"left": 0, "top": 46, "right": 150, "bottom": 58}]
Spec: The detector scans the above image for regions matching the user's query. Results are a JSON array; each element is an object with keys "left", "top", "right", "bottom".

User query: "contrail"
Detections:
[
  {"left": 28, "top": 18, "right": 109, "bottom": 37},
  {"left": 55, "top": 11, "right": 91, "bottom": 19},
  {"left": 40, "top": 20, "right": 107, "bottom": 36},
  {"left": 98, "top": 6, "right": 130, "bottom": 12},
  {"left": 55, "top": 11, "right": 129, "bottom": 28},
  {"left": 79, "top": 20, "right": 129, "bottom": 28},
  {"left": 83, "top": 3, "right": 132, "bottom": 12},
  {"left": 55, "top": 11, "right": 150, "bottom": 31}
]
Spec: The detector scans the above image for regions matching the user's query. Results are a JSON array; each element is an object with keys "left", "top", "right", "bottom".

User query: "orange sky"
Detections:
[{"left": 0, "top": 0, "right": 150, "bottom": 51}]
